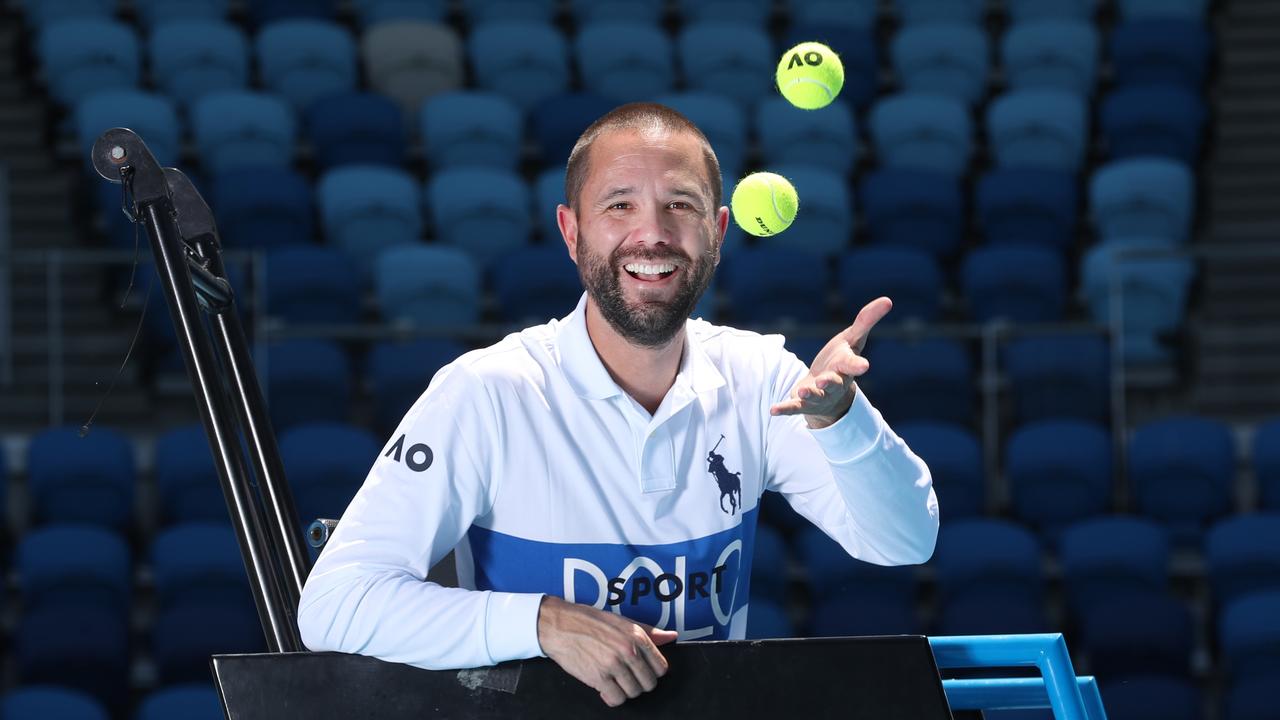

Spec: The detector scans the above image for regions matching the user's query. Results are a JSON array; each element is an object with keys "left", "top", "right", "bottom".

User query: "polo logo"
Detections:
[{"left": 707, "top": 434, "right": 741, "bottom": 515}]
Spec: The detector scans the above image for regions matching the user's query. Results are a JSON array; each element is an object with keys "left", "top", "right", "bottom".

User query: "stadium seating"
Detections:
[
  {"left": 1005, "top": 0, "right": 1095, "bottom": 22},
  {"left": 759, "top": 165, "right": 852, "bottom": 256},
  {"left": 304, "top": 91, "right": 407, "bottom": 170},
  {"left": 575, "top": 22, "right": 675, "bottom": 104},
  {"left": 837, "top": 246, "right": 944, "bottom": 325},
  {"left": 468, "top": 21, "right": 570, "bottom": 110},
  {"left": 260, "top": 339, "right": 353, "bottom": 430},
  {"left": 361, "top": 21, "right": 464, "bottom": 113},
  {"left": 135, "top": 0, "right": 230, "bottom": 27},
  {"left": 15, "top": 604, "right": 131, "bottom": 709},
  {"left": 461, "top": 0, "right": 557, "bottom": 22},
  {"left": 1059, "top": 515, "right": 1169, "bottom": 614},
  {"left": 781, "top": 24, "right": 879, "bottom": 109},
  {"left": 1078, "top": 589, "right": 1193, "bottom": 676},
  {"left": 530, "top": 93, "right": 614, "bottom": 167},
  {"left": 153, "top": 423, "right": 227, "bottom": 526},
  {"left": 721, "top": 247, "right": 828, "bottom": 325},
  {"left": 352, "top": 0, "right": 447, "bottom": 26},
  {"left": 859, "top": 169, "right": 964, "bottom": 258},
  {"left": 756, "top": 98, "right": 858, "bottom": 175},
  {"left": 534, "top": 166, "right": 567, "bottom": 241},
  {"left": 961, "top": 245, "right": 1067, "bottom": 323},
  {"left": 1226, "top": 677, "right": 1273, "bottom": 720},
  {"left": 897, "top": 0, "right": 984, "bottom": 25},
  {"left": 987, "top": 90, "right": 1088, "bottom": 171},
  {"left": 1129, "top": 415, "right": 1236, "bottom": 537},
  {"left": 790, "top": 0, "right": 878, "bottom": 29},
  {"left": 192, "top": 91, "right": 297, "bottom": 174},
  {"left": 1206, "top": 513, "right": 1280, "bottom": 607},
  {"left": 1110, "top": 19, "right": 1212, "bottom": 88},
  {"left": 21, "top": 0, "right": 115, "bottom": 27},
  {"left": 1081, "top": 240, "right": 1196, "bottom": 364},
  {"left": 255, "top": 19, "right": 358, "bottom": 110},
  {"left": 976, "top": 168, "right": 1078, "bottom": 249},
  {"left": 281, "top": 423, "right": 382, "bottom": 525},
  {"left": 426, "top": 167, "right": 530, "bottom": 267},
  {"left": 750, "top": 523, "right": 789, "bottom": 605},
  {"left": 895, "top": 421, "right": 985, "bottom": 518},
  {"left": 1254, "top": 419, "right": 1280, "bottom": 510},
  {"left": 26, "top": 426, "right": 135, "bottom": 531},
  {"left": 933, "top": 519, "right": 1048, "bottom": 635},
  {"left": 861, "top": 338, "right": 975, "bottom": 426},
  {"left": 18, "top": 525, "right": 132, "bottom": 613},
  {"left": 37, "top": 19, "right": 140, "bottom": 105},
  {"left": 869, "top": 93, "right": 973, "bottom": 176},
  {"left": 1003, "top": 333, "right": 1110, "bottom": 424},
  {"left": 1101, "top": 84, "right": 1207, "bottom": 163},
  {"left": 74, "top": 90, "right": 180, "bottom": 169},
  {"left": 422, "top": 91, "right": 524, "bottom": 171},
  {"left": 677, "top": 23, "right": 774, "bottom": 109},
  {"left": 1101, "top": 675, "right": 1204, "bottom": 720},
  {"left": 891, "top": 23, "right": 990, "bottom": 104},
  {"left": 0, "top": 686, "right": 110, "bottom": 720},
  {"left": 1118, "top": 0, "right": 1208, "bottom": 20},
  {"left": 491, "top": 245, "right": 583, "bottom": 325},
  {"left": 567, "top": 0, "right": 663, "bottom": 24},
  {"left": 136, "top": 684, "right": 226, "bottom": 720},
  {"left": 744, "top": 599, "right": 794, "bottom": 639},
  {"left": 245, "top": 0, "right": 335, "bottom": 25},
  {"left": 374, "top": 245, "right": 482, "bottom": 328},
  {"left": 1091, "top": 156, "right": 1195, "bottom": 242},
  {"left": 1219, "top": 590, "right": 1280, "bottom": 679},
  {"left": 212, "top": 167, "right": 314, "bottom": 250},
  {"left": 263, "top": 245, "right": 365, "bottom": 325},
  {"left": 1005, "top": 420, "right": 1112, "bottom": 534},
  {"left": 368, "top": 339, "right": 468, "bottom": 432},
  {"left": 1001, "top": 20, "right": 1099, "bottom": 95},
  {"left": 655, "top": 92, "right": 748, "bottom": 178},
  {"left": 148, "top": 19, "right": 249, "bottom": 108},
  {"left": 317, "top": 164, "right": 423, "bottom": 276}
]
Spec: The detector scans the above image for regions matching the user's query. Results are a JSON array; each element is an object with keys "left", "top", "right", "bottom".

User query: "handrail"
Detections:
[
  {"left": 930, "top": 634, "right": 1096, "bottom": 720},
  {"left": 942, "top": 676, "right": 1107, "bottom": 719}
]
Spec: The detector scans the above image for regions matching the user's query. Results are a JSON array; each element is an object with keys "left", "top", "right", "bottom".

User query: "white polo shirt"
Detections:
[{"left": 298, "top": 294, "right": 938, "bottom": 671}]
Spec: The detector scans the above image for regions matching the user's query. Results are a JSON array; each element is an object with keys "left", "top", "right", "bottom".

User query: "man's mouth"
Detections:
[{"left": 622, "top": 261, "right": 678, "bottom": 282}]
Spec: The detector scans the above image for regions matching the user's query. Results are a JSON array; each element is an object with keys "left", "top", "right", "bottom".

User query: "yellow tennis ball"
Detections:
[
  {"left": 730, "top": 172, "right": 799, "bottom": 237},
  {"left": 776, "top": 41, "right": 844, "bottom": 110}
]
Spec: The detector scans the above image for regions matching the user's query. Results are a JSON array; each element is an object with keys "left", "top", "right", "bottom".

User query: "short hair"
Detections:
[{"left": 564, "top": 102, "right": 723, "bottom": 212}]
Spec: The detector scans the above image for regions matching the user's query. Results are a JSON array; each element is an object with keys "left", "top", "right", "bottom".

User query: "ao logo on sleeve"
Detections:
[{"left": 384, "top": 433, "right": 433, "bottom": 472}]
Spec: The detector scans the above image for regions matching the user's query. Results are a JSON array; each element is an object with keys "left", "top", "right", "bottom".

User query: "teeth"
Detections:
[{"left": 624, "top": 263, "right": 676, "bottom": 275}]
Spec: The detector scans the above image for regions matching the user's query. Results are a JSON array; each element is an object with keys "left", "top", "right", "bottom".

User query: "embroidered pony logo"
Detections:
[{"left": 706, "top": 435, "right": 741, "bottom": 516}]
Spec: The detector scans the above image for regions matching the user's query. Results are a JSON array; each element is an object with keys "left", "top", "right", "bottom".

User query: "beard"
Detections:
[{"left": 576, "top": 234, "right": 716, "bottom": 349}]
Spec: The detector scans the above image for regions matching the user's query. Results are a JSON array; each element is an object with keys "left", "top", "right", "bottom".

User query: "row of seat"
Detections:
[{"left": 1, "top": 683, "right": 222, "bottom": 720}]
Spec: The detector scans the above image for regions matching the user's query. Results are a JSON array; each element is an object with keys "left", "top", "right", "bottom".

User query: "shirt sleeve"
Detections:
[
  {"left": 763, "top": 347, "right": 939, "bottom": 566},
  {"left": 296, "top": 362, "right": 546, "bottom": 670}
]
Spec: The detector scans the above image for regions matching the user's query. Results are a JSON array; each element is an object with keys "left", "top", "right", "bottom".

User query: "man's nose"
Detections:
[{"left": 631, "top": 203, "right": 673, "bottom": 246}]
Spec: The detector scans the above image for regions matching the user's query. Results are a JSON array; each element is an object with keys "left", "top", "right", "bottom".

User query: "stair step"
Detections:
[{"left": 1197, "top": 356, "right": 1280, "bottom": 381}]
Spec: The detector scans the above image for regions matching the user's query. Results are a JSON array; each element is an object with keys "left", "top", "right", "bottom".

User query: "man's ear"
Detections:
[
  {"left": 713, "top": 205, "right": 730, "bottom": 266},
  {"left": 557, "top": 203, "right": 579, "bottom": 264}
]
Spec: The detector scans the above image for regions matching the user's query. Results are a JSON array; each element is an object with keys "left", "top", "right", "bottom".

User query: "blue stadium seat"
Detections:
[
  {"left": 675, "top": 0, "right": 771, "bottom": 23},
  {"left": 961, "top": 245, "right": 1067, "bottom": 323},
  {"left": 192, "top": 91, "right": 296, "bottom": 174},
  {"left": 567, "top": 0, "right": 663, "bottom": 24},
  {"left": 837, "top": 246, "right": 943, "bottom": 325},
  {"left": 757, "top": 165, "right": 852, "bottom": 256},
  {"left": 305, "top": 91, "right": 406, "bottom": 170},
  {"left": 895, "top": 421, "right": 984, "bottom": 518},
  {"left": 1206, "top": 513, "right": 1280, "bottom": 608},
  {"left": 677, "top": 22, "right": 774, "bottom": 108},
  {"left": 317, "top": 164, "right": 422, "bottom": 277},
  {"left": 263, "top": 245, "right": 365, "bottom": 325},
  {"left": 756, "top": 97, "right": 857, "bottom": 175},
  {"left": 149, "top": 19, "right": 248, "bottom": 108},
  {"left": 1101, "top": 84, "right": 1207, "bottom": 163},
  {"left": 1129, "top": 415, "right": 1235, "bottom": 537},
  {"left": 1005, "top": 420, "right": 1112, "bottom": 534},
  {"left": 427, "top": 167, "right": 531, "bottom": 267},
  {"left": 135, "top": 0, "right": 229, "bottom": 27},
  {"left": 136, "top": 684, "right": 225, "bottom": 720},
  {"left": 897, "top": 0, "right": 984, "bottom": 25},
  {"left": 26, "top": 426, "right": 135, "bottom": 531},
  {"left": 374, "top": 245, "right": 482, "bottom": 328},
  {"left": 530, "top": 92, "right": 613, "bottom": 167},
  {"left": 575, "top": 22, "right": 675, "bottom": 103},
  {"left": 535, "top": 166, "right": 567, "bottom": 241},
  {"left": 1090, "top": 155, "right": 1197, "bottom": 233},
  {"left": 361, "top": 21, "right": 464, "bottom": 113},
  {"left": 1, "top": 686, "right": 110, "bottom": 720},
  {"left": 933, "top": 518, "right": 1046, "bottom": 635},
  {"left": 37, "top": 19, "right": 140, "bottom": 105},
  {"left": 19, "top": 525, "right": 132, "bottom": 612},
  {"left": 722, "top": 248, "right": 827, "bottom": 325},
  {"left": 859, "top": 168, "right": 963, "bottom": 258},
  {"left": 1110, "top": 20, "right": 1212, "bottom": 88},
  {"left": 745, "top": 599, "right": 794, "bottom": 639},
  {"left": 281, "top": 423, "right": 381, "bottom": 525},
  {"left": 891, "top": 23, "right": 989, "bottom": 104},
  {"left": 750, "top": 522, "right": 789, "bottom": 605},
  {"left": 937, "top": 589, "right": 1050, "bottom": 636},
  {"left": 421, "top": 90, "right": 523, "bottom": 171},
  {"left": 781, "top": 24, "right": 879, "bottom": 109},
  {"left": 1227, "top": 676, "right": 1275, "bottom": 720},
  {"left": 1219, "top": 590, "right": 1280, "bottom": 679},
  {"left": 154, "top": 423, "right": 226, "bottom": 526},
  {"left": 468, "top": 21, "right": 569, "bottom": 110},
  {"left": 1005, "top": 0, "right": 1095, "bottom": 21},
  {"left": 261, "top": 340, "right": 352, "bottom": 430},
  {"left": 868, "top": 93, "right": 973, "bottom": 176},
  {"left": 790, "top": 0, "right": 878, "bottom": 29},
  {"left": 21, "top": 0, "right": 114, "bottom": 26},
  {"left": 1001, "top": 20, "right": 1099, "bottom": 95},
  {"left": 796, "top": 526, "right": 918, "bottom": 636},
  {"left": 1081, "top": 241, "right": 1195, "bottom": 364},
  {"left": 461, "top": 0, "right": 557, "bottom": 22},
  {"left": 491, "top": 245, "right": 582, "bottom": 325},
  {"left": 810, "top": 594, "right": 922, "bottom": 636},
  {"left": 1059, "top": 515, "right": 1169, "bottom": 615},
  {"left": 1118, "top": 0, "right": 1207, "bottom": 20},
  {"left": 1254, "top": 419, "right": 1280, "bottom": 510},
  {"left": 976, "top": 169, "right": 1078, "bottom": 249},
  {"left": 256, "top": 19, "right": 358, "bottom": 111},
  {"left": 246, "top": 0, "right": 336, "bottom": 25},
  {"left": 862, "top": 338, "right": 974, "bottom": 426},
  {"left": 1079, "top": 590, "right": 1193, "bottom": 677},
  {"left": 352, "top": 0, "right": 447, "bottom": 25},
  {"left": 1103, "top": 677, "right": 1204, "bottom": 720},
  {"left": 368, "top": 339, "right": 468, "bottom": 432},
  {"left": 16, "top": 605, "right": 131, "bottom": 709},
  {"left": 987, "top": 90, "right": 1088, "bottom": 171},
  {"left": 1003, "top": 333, "right": 1110, "bottom": 424},
  {"left": 655, "top": 92, "right": 747, "bottom": 178},
  {"left": 74, "top": 90, "right": 180, "bottom": 168},
  {"left": 212, "top": 168, "right": 313, "bottom": 250}
]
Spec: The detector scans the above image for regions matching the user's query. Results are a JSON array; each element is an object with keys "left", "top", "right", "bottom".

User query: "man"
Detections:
[{"left": 298, "top": 103, "right": 939, "bottom": 707}]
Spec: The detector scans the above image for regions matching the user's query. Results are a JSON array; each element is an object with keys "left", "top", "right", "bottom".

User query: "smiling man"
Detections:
[{"left": 297, "top": 103, "right": 939, "bottom": 708}]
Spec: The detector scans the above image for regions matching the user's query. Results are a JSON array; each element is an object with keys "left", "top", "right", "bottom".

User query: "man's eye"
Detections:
[
  {"left": 669, "top": 201, "right": 691, "bottom": 210},
  {"left": 609, "top": 202, "right": 630, "bottom": 210}
]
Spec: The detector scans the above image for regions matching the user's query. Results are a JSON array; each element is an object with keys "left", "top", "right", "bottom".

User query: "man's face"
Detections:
[{"left": 559, "top": 128, "right": 729, "bottom": 348}]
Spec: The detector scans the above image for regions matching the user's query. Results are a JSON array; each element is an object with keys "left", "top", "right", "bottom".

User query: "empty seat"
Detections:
[
  {"left": 677, "top": 22, "right": 773, "bottom": 108},
  {"left": 263, "top": 245, "right": 365, "bottom": 325},
  {"left": 1100, "top": 84, "right": 1207, "bottom": 163},
  {"left": 374, "top": 245, "right": 482, "bottom": 328},
  {"left": 19, "top": 525, "right": 132, "bottom": 612},
  {"left": 897, "top": 0, "right": 984, "bottom": 25},
  {"left": 460, "top": 0, "right": 557, "bottom": 22},
  {"left": 256, "top": 19, "right": 357, "bottom": 110},
  {"left": 75, "top": 90, "right": 180, "bottom": 168},
  {"left": 1206, "top": 513, "right": 1280, "bottom": 607},
  {"left": 37, "top": 19, "right": 139, "bottom": 105},
  {"left": 796, "top": 526, "right": 919, "bottom": 628},
  {"left": 961, "top": 245, "right": 1067, "bottom": 323},
  {"left": 1129, "top": 415, "right": 1235, "bottom": 536},
  {"left": 655, "top": 92, "right": 747, "bottom": 178},
  {"left": 1220, "top": 590, "right": 1280, "bottom": 679},
  {"left": 153, "top": 423, "right": 227, "bottom": 525},
  {"left": 869, "top": 93, "right": 973, "bottom": 176},
  {"left": 567, "top": 0, "right": 662, "bottom": 23},
  {"left": 937, "top": 589, "right": 1050, "bottom": 636},
  {"left": 976, "top": 168, "right": 1078, "bottom": 249},
  {"left": 1227, "top": 675, "right": 1275, "bottom": 720},
  {"left": 362, "top": 21, "right": 464, "bottom": 113},
  {"left": 26, "top": 426, "right": 135, "bottom": 531},
  {"left": 22, "top": 0, "right": 115, "bottom": 27},
  {"left": 1079, "top": 590, "right": 1193, "bottom": 677},
  {"left": 1081, "top": 240, "right": 1195, "bottom": 364},
  {"left": 352, "top": 0, "right": 447, "bottom": 25},
  {"left": 891, "top": 23, "right": 989, "bottom": 104},
  {"left": 837, "top": 246, "right": 943, "bottom": 325},
  {"left": 1001, "top": 20, "right": 1099, "bottom": 95},
  {"left": 136, "top": 684, "right": 225, "bottom": 720},
  {"left": 755, "top": 165, "right": 852, "bottom": 256},
  {"left": 791, "top": 0, "right": 878, "bottom": 29},
  {"left": 421, "top": 91, "right": 523, "bottom": 170},
  {"left": 987, "top": 89, "right": 1088, "bottom": 171},
  {"left": 781, "top": 24, "right": 879, "bottom": 109},
  {"left": 192, "top": 91, "right": 296, "bottom": 175},
  {"left": 491, "top": 245, "right": 583, "bottom": 325},
  {"left": 261, "top": 339, "right": 352, "bottom": 430},
  {"left": 1006, "top": 420, "right": 1112, "bottom": 533},
  {"left": 1089, "top": 156, "right": 1195, "bottom": 238},
  {"left": 859, "top": 168, "right": 963, "bottom": 258},
  {"left": 1005, "top": 0, "right": 1095, "bottom": 21},
  {"left": 1, "top": 687, "right": 110, "bottom": 720},
  {"left": 1004, "top": 333, "right": 1110, "bottom": 424},
  {"left": 281, "top": 423, "right": 382, "bottom": 525},
  {"left": 134, "top": 0, "right": 229, "bottom": 26},
  {"left": 534, "top": 165, "right": 567, "bottom": 241},
  {"left": 149, "top": 19, "right": 248, "bottom": 107},
  {"left": 575, "top": 22, "right": 675, "bottom": 104},
  {"left": 933, "top": 518, "right": 1043, "bottom": 603},
  {"left": 368, "top": 339, "right": 468, "bottom": 432},
  {"left": 16, "top": 605, "right": 131, "bottom": 709},
  {"left": 469, "top": 21, "right": 569, "bottom": 110},
  {"left": 721, "top": 247, "right": 827, "bottom": 325},
  {"left": 861, "top": 338, "right": 974, "bottom": 426},
  {"left": 1254, "top": 419, "right": 1280, "bottom": 510},
  {"left": 1110, "top": 19, "right": 1212, "bottom": 88},
  {"left": 1118, "top": 0, "right": 1207, "bottom": 20},
  {"left": 895, "top": 421, "right": 985, "bottom": 518},
  {"left": 317, "top": 164, "right": 422, "bottom": 277},
  {"left": 530, "top": 92, "right": 613, "bottom": 167},
  {"left": 212, "top": 168, "right": 313, "bottom": 250},
  {"left": 756, "top": 97, "right": 857, "bottom": 175},
  {"left": 426, "top": 167, "right": 531, "bottom": 267},
  {"left": 1060, "top": 515, "right": 1169, "bottom": 615},
  {"left": 305, "top": 91, "right": 407, "bottom": 170}
]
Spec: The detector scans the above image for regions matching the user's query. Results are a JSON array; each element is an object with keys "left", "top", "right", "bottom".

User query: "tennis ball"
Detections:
[
  {"left": 730, "top": 172, "right": 798, "bottom": 237},
  {"left": 776, "top": 41, "right": 844, "bottom": 110}
]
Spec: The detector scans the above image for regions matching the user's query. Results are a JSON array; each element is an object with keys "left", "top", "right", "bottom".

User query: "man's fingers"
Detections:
[
  {"left": 599, "top": 682, "right": 627, "bottom": 708},
  {"left": 610, "top": 659, "right": 646, "bottom": 699},
  {"left": 843, "top": 296, "right": 893, "bottom": 346}
]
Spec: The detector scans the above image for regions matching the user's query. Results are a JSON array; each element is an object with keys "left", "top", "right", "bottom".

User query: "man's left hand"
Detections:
[{"left": 769, "top": 297, "right": 893, "bottom": 429}]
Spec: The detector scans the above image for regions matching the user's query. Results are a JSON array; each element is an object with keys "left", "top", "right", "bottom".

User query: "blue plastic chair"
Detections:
[
  {"left": 1226, "top": 675, "right": 1275, "bottom": 720},
  {"left": 862, "top": 338, "right": 974, "bottom": 426},
  {"left": 1100, "top": 84, "right": 1207, "bottom": 163},
  {"left": 491, "top": 245, "right": 582, "bottom": 325},
  {"left": 745, "top": 599, "right": 794, "bottom": 639},
  {"left": 305, "top": 91, "right": 406, "bottom": 170},
  {"left": 263, "top": 245, "right": 365, "bottom": 325},
  {"left": 281, "top": 422, "right": 381, "bottom": 525},
  {"left": 1001, "top": 20, "right": 1099, "bottom": 95},
  {"left": 530, "top": 92, "right": 613, "bottom": 168},
  {"left": 567, "top": 0, "right": 663, "bottom": 23},
  {"left": 37, "top": 19, "right": 139, "bottom": 105},
  {"left": 790, "top": 0, "right": 878, "bottom": 29},
  {"left": 1005, "top": 0, "right": 1095, "bottom": 21},
  {"left": 1128, "top": 415, "right": 1235, "bottom": 538},
  {"left": 1206, "top": 513, "right": 1280, "bottom": 607},
  {"left": 1090, "top": 157, "right": 1195, "bottom": 241},
  {"left": 1118, "top": 0, "right": 1207, "bottom": 19},
  {"left": 212, "top": 167, "right": 313, "bottom": 250},
  {"left": 534, "top": 166, "right": 567, "bottom": 241},
  {"left": 961, "top": 245, "right": 1067, "bottom": 323},
  {"left": 426, "top": 167, "right": 531, "bottom": 268},
  {"left": 934, "top": 518, "right": 1043, "bottom": 602},
  {"left": 781, "top": 24, "right": 879, "bottom": 109},
  {"left": 1005, "top": 420, "right": 1112, "bottom": 535},
  {"left": 136, "top": 684, "right": 226, "bottom": 720},
  {"left": 1081, "top": 240, "right": 1195, "bottom": 364},
  {"left": 810, "top": 594, "right": 922, "bottom": 636},
  {"left": 1003, "top": 333, "right": 1110, "bottom": 424},
  {"left": 938, "top": 590, "right": 1051, "bottom": 636},
  {"left": 1059, "top": 515, "right": 1169, "bottom": 615},
  {"left": 192, "top": 91, "right": 297, "bottom": 175},
  {"left": 74, "top": 90, "right": 180, "bottom": 169},
  {"left": 246, "top": 0, "right": 336, "bottom": 25},
  {"left": 148, "top": 19, "right": 248, "bottom": 108},
  {"left": 256, "top": 19, "right": 357, "bottom": 110},
  {"left": 756, "top": 97, "right": 858, "bottom": 175},
  {"left": 837, "top": 246, "right": 944, "bottom": 325},
  {"left": 21, "top": 0, "right": 114, "bottom": 26},
  {"left": 896, "top": 421, "right": 985, "bottom": 518},
  {"left": 374, "top": 245, "right": 482, "bottom": 328},
  {"left": 153, "top": 423, "right": 227, "bottom": 526},
  {"left": 892, "top": 23, "right": 989, "bottom": 104},
  {"left": 1078, "top": 589, "right": 1193, "bottom": 677},
  {"left": 1110, "top": 19, "right": 1212, "bottom": 88},
  {"left": 859, "top": 168, "right": 964, "bottom": 258},
  {"left": 18, "top": 524, "right": 132, "bottom": 613},
  {"left": 1, "top": 686, "right": 111, "bottom": 720},
  {"left": 897, "top": 0, "right": 984, "bottom": 24},
  {"left": 796, "top": 527, "right": 920, "bottom": 636},
  {"left": 674, "top": 0, "right": 771, "bottom": 23},
  {"left": 721, "top": 247, "right": 828, "bottom": 325},
  {"left": 317, "top": 164, "right": 422, "bottom": 277},
  {"left": 468, "top": 21, "right": 569, "bottom": 110},
  {"left": 575, "top": 22, "right": 675, "bottom": 103},
  {"left": 422, "top": 90, "right": 524, "bottom": 171},
  {"left": 869, "top": 93, "right": 973, "bottom": 176},
  {"left": 460, "top": 0, "right": 557, "bottom": 22},
  {"left": 976, "top": 169, "right": 1078, "bottom": 249},
  {"left": 352, "top": 0, "right": 447, "bottom": 25},
  {"left": 368, "top": 339, "right": 468, "bottom": 432},
  {"left": 987, "top": 90, "right": 1088, "bottom": 171},
  {"left": 26, "top": 426, "right": 135, "bottom": 531},
  {"left": 361, "top": 20, "right": 464, "bottom": 113},
  {"left": 655, "top": 92, "right": 747, "bottom": 178},
  {"left": 15, "top": 606, "right": 131, "bottom": 709},
  {"left": 754, "top": 165, "right": 852, "bottom": 256},
  {"left": 260, "top": 339, "right": 352, "bottom": 430},
  {"left": 1254, "top": 419, "right": 1280, "bottom": 510},
  {"left": 1220, "top": 590, "right": 1280, "bottom": 679},
  {"left": 134, "top": 0, "right": 229, "bottom": 26},
  {"left": 677, "top": 22, "right": 774, "bottom": 108}
]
